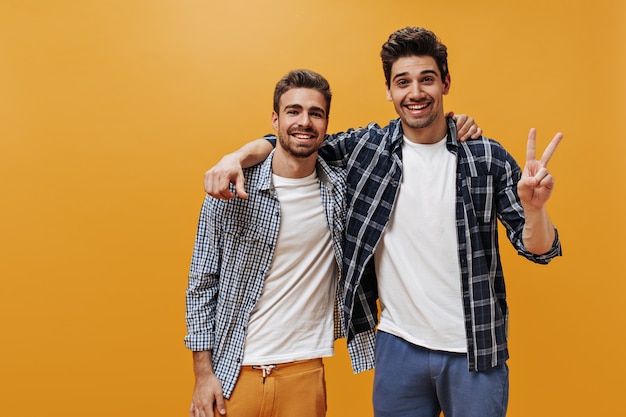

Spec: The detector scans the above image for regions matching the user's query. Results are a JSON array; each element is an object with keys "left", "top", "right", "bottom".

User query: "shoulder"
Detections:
[
  {"left": 316, "top": 157, "right": 347, "bottom": 185},
  {"left": 339, "top": 119, "right": 398, "bottom": 141},
  {"left": 351, "top": 119, "right": 401, "bottom": 151},
  {"left": 241, "top": 156, "right": 273, "bottom": 190},
  {"left": 366, "top": 119, "right": 400, "bottom": 139},
  {"left": 460, "top": 136, "right": 515, "bottom": 160},
  {"left": 459, "top": 136, "right": 520, "bottom": 176},
  {"left": 242, "top": 159, "right": 266, "bottom": 178}
]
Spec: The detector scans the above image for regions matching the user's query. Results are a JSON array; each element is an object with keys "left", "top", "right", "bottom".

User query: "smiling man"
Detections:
[
  {"left": 185, "top": 69, "right": 370, "bottom": 417},
  {"left": 325, "top": 28, "right": 563, "bottom": 417}
]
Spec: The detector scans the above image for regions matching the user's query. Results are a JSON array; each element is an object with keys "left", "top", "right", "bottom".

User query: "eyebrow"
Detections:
[
  {"left": 391, "top": 69, "right": 439, "bottom": 82},
  {"left": 284, "top": 104, "right": 327, "bottom": 117}
]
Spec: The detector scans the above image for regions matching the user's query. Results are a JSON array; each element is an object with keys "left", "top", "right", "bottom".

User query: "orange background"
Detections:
[{"left": 1, "top": 1, "right": 624, "bottom": 416}]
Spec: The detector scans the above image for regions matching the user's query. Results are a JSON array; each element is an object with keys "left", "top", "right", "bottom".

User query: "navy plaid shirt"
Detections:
[
  {"left": 185, "top": 151, "right": 374, "bottom": 398},
  {"left": 317, "top": 117, "right": 562, "bottom": 372}
]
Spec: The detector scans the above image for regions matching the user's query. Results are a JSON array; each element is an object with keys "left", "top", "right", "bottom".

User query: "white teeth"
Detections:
[{"left": 407, "top": 103, "right": 428, "bottom": 110}]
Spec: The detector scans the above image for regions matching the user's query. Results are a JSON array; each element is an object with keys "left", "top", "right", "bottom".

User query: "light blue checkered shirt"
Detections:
[{"left": 185, "top": 151, "right": 374, "bottom": 398}]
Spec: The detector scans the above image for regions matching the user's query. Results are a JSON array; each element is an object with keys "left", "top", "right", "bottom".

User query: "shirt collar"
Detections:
[
  {"left": 253, "top": 150, "right": 275, "bottom": 192},
  {"left": 390, "top": 117, "right": 460, "bottom": 152},
  {"left": 445, "top": 116, "right": 460, "bottom": 154},
  {"left": 251, "top": 150, "right": 341, "bottom": 193}
]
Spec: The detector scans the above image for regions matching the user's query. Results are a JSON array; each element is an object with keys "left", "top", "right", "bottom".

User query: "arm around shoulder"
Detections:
[{"left": 204, "top": 139, "right": 273, "bottom": 200}]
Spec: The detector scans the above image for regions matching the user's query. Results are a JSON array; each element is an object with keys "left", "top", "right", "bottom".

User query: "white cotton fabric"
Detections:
[
  {"left": 376, "top": 136, "right": 466, "bottom": 353},
  {"left": 243, "top": 171, "right": 336, "bottom": 365}
]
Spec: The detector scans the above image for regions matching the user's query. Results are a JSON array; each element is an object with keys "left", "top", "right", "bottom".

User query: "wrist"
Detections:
[{"left": 192, "top": 350, "right": 214, "bottom": 377}]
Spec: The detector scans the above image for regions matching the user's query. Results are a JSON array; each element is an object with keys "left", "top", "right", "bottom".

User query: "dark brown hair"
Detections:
[{"left": 380, "top": 27, "right": 449, "bottom": 86}]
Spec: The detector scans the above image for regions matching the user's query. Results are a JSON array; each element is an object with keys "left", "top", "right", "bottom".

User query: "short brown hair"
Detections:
[
  {"left": 273, "top": 69, "right": 332, "bottom": 117},
  {"left": 380, "top": 27, "right": 449, "bottom": 86}
]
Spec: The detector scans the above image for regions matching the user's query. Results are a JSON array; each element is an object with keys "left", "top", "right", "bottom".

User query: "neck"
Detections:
[
  {"left": 271, "top": 148, "right": 317, "bottom": 178},
  {"left": 402, "top": 115, "right": 448, "bottom": 144}
]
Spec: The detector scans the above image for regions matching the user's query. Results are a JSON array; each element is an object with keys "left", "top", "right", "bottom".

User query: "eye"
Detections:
[
  {"left": 286, "top": 109, "right": 298, "bottom": 115},
  {"left": 311, "top": 111, "right": 323, "bottom": 118},
  {"left": 422, "top": 76, "right": 435, "bottom": 83},
  {"left": 397, "top": 79, "right": 409, "bottom": 86}
]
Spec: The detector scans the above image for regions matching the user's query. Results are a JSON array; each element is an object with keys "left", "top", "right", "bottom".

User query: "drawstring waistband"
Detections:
[
  {"left": 241, "top": 359, "right": 323, "bottom": 384},
  {"left": 251, "top": 364, "right": 279, "bottom": 383}
]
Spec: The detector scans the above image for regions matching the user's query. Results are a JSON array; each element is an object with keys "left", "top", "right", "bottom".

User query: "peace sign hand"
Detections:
[{"left": 517, "top": 128, "right": 563, "bottom": 210}]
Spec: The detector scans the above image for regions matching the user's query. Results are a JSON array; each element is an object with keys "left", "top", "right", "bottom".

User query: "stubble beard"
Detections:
[
  {"left": 401, "top": 102, "right": 439, "bottom": 130},
  {"left": 277, "top": 133, "right": 320, "bottom": 159}
]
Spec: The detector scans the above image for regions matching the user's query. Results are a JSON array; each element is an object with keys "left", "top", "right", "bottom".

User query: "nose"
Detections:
[
  {"left": 297, "top": 112, "right": 312, "bottom": 127},
  {"left": 408, "top": 81, "right": 423, "bottom": 98}
]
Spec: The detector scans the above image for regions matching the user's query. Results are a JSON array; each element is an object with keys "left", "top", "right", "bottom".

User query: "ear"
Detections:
[
  {"left": 443, "top": 74, "right": 451, "bottom": 95},
  {"left": 271, "top": 111, "right": 279, "bottom": 131}
]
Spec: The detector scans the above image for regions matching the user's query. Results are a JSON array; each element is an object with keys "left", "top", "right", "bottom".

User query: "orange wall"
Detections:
[{"left": 1, "top": 1, "right": 624, "bottom": 416}]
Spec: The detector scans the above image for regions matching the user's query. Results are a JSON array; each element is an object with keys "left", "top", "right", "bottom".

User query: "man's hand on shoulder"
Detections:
[{"left": 448, "top": 112, "right": 483, "bottom": 142}]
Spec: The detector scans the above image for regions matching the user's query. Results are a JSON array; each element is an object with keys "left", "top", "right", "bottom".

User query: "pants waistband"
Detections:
[{"left": 240, "top": 358, "right": 323, "bottom": 376}]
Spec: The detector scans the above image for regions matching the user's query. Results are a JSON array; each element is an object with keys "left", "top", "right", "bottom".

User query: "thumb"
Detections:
[{"left": 214, "top": 392, "right": 226, "bottom": 415}]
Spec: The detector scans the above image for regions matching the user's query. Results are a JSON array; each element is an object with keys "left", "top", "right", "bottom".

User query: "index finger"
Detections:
[
  {"left": 526, "top": 128, "right": 537, "bottom": 163},
  {"left": 539, "top": 131, "right": 563, "bottom": 167}
]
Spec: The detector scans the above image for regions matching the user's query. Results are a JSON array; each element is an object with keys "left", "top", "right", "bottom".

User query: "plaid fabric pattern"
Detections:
[
  {"left": 185, "top": 151, "right": 372, "bottom": 398},
  {"left": 318, "top": 117, "right": 561, "bottom": 372}
]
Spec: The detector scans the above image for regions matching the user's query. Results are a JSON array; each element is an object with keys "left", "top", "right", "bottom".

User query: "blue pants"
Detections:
[{"left": 373, "top": 331, "right": 509, "bottom": 417}]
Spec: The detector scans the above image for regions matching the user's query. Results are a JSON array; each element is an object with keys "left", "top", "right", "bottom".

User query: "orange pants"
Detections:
[{"left": 219, "top": 358, "right": 327, "bottom": 417}]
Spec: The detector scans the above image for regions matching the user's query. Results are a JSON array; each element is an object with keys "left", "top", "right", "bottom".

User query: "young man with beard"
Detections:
[
  {"left": 202, "top": 27, "right": 564, "bottom": 417},
  {"left": 185, "top": 69, "right": 370, "bottom": 417}
]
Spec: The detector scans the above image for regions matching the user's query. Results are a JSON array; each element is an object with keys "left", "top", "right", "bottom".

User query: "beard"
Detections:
[
  {"left": 402, "top": 111, "right": 438, "bottom": 129},
  {"left": 398, "top": 100, "right": 439, "bottom": 130},
  {"left": 277, "top": 129, "right": 322, "bottom": 159}
]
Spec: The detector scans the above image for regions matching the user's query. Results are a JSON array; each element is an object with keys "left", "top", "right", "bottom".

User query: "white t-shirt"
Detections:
[
  {"left": 375, "top": 136, "right": 466, "bottom": 353},
  {"left": 242, "top": 171, "right": 337, "bottom": 365}
]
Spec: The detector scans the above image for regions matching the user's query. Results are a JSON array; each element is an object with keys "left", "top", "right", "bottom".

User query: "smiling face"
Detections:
[
  {"left": 272, "top": 87, "right": 328, "bottom": 160},
  {"left": 386, "top": 55, "right": 451, "bottom": 143}
]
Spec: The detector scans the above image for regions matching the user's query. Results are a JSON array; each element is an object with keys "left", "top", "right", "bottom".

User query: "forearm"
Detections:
[
  {"left": 522, "top": 206, "right": 556, "bottom": 254},
  {"left": 232, "top": 139, "right": 274, "bottom": 168},
  {"left": 192, "top": 350, "right": 215, "bottom": 379}
]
